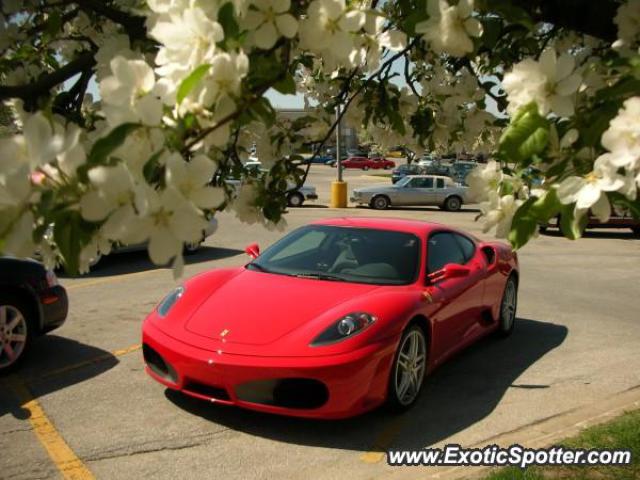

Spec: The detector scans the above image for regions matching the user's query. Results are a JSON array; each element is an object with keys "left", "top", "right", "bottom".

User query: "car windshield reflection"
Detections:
[{"left": 247, "top": 226, "right": 421, "bottom": 285}]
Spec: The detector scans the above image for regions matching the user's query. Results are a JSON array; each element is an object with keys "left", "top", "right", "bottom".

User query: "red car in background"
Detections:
[
  {"left": 341, "top": 156, "right": 396, "bottom": 170},
  {"left": 142, "top": 218, "right": 519, "bottom": 419}
]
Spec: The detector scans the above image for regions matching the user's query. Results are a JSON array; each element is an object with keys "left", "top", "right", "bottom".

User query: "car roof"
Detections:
[
  {"left": 404, "top": 174, "right": 451, "bottom": 179},
  {"left": 310, "top": 217, "right": 468, "bottom": 236}
]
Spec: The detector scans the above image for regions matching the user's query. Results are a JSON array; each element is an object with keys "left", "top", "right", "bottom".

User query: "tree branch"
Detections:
[{"left": 72, "top": 0, "right": 147, "bottom": 42}]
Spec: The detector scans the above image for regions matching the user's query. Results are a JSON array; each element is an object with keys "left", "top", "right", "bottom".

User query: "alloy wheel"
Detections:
[
  {"left": 0, "top": 305, "right": 28, "bottom": 370},
  {"left": 501, "top": 279, "right": 517, "bottom": 331},
  {"left": 394, "top": 329, "right": 427, "bottom": 406}
]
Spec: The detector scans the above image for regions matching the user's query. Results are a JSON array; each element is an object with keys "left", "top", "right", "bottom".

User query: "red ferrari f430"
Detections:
[{"left": 142, "top": 218, "right": 518, "bottom": 419}]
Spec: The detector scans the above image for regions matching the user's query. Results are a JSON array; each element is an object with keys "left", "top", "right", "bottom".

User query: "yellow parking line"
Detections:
[
  {"left": 360, "top": 417, "right": 407, "bottom": 463},
  {"left": 28, "top": 344, "right": 142, "bottom": 383},
  {"left": 65, "top": 268, "right": 168, "bottom": 291},
  {"left": 9, "top": 380, "right": 95, "bottom": 480}
]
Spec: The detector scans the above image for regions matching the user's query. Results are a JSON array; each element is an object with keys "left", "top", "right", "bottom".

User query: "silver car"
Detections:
[
  {"left": 226, "top": 179, "right": 317, "bottom": 207},
  {"left": 351, "top": 175, "right": 468, "bottom": 211}
]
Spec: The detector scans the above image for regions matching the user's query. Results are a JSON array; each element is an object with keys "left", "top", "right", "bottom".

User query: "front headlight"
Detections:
[
  {"left": 157, "top": 286, "right": 184, "bottom": 317},
  {"left": 310, "top": 312, "right": 376, "bottom": 346}
]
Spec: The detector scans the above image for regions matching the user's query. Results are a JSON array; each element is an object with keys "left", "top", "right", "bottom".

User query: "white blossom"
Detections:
[
  {"left": 600, "top": 96, "right": 640, "bottom": 172},
  {"left": 165, "top": 153, "right": 225, "bottom": 209},
  {"left": 479, "top": 192, "right": 521, "bottom": 238},
  {"left": 556, "top": 155, "right": 626, "bottom": 222},
  {"left": 613, "top": 0, "right": 640, "bottom": 49},
  {"left": 415, "top": 0, "right": 482, "bottom": 57},
  {"left": 100, "top": 57, "right": 163, "bottom": 126},
  {"left": 466, "top": 160, "right": 503, "bottom": 203},
  {"left": 243, "top": 0, "right": 298, "bottom": 50},
  {"left": 503, "top": 47, "right": 582, "bottom": 117}
]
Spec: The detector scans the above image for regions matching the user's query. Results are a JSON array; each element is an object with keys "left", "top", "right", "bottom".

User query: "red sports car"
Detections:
[
  {"left": 142, "top": 218, "right": 518, "bottom": 419},
  {"left": 341, "top": 156, "right": 396, "bottom": 170}
]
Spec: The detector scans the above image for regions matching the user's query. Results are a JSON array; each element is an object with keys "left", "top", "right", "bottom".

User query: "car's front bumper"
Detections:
[{"left": 142, "top": 320, "right": 397, "bottom": 419}]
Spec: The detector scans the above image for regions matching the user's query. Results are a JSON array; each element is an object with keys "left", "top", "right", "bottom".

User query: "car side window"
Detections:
[
  {"left": 453, "top": 234, "right": 476, "bottom": 262},
  {"left": 436, "top": 178, "right": 445, "bottom": 188},
  {"left": 414, "top": 177, "right": 434, "bottom": 188},
  {"left": 427, "top": 232, "right": 465, "bottom": 273}
]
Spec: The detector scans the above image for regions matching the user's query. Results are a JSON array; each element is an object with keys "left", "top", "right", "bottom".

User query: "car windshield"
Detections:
[
  {"left": 396, "top": 176, "right": 412, "bottom": 187},
  {"left": 247, "top": 225, "right": 421, "bottom": 285}
]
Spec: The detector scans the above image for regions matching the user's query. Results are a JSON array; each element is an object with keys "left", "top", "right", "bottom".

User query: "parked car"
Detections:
[
  {"left": 417, "top": 154, "right": 437, "bottom": 168},
  {"left": 449, "top": 161, "right": 478, "bottom": 185},
  {"left": 386, "top": 146, "right": 411, "bottom": 158},
  {"left": 142, "top": 217, "right": 518, "bottom": 418},
  {"left": 226, "top": 178, "right": 317, "bottom": 207},
  {"left": 0, "top": 257, "right": 68, "bottom": 372},
  {"left": 540, "top": 209, "right": 640, "bottom": 236},
  {"left": 391, "top": 163, "right": 425, "bottom": 183},
  {"left": 351, "top": 175, "right": 468, "bottom": 211},
  {"left": 341, "top": 156, "right": 395, "bottom": 170},
  {"left": 423, "top": 160, "right": 453, "bottom": 177}
]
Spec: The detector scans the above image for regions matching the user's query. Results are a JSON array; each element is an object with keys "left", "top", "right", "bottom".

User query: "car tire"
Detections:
[
  {"left": 184, "top": 241, "right": 203, "bottom": 255},
  {"left": 287, "top": 192, "right": 304, "bottom": 208},
  {"left": 631, "top": 226, "right": 640, "bottom": 237},
  {"left": 444, "top": 196, "right": 462, "bottom": 212},
  {"left": 539, "top": 225, "right": 548, "bottom": 234},
  {"left": 371, "top": 195, "right": 390, "bottom": 210},
  {"left": 0, "top": 294, "right": 35, "bottom": 374},
  {"left": 496, "top": 275, "right": 518, "bottom": 338},
  {"left": 363, "top": 166, "right": 370, "bottom": 171},
  {"left": 386, "top": 325, "right": 428, "bottom": 412}
]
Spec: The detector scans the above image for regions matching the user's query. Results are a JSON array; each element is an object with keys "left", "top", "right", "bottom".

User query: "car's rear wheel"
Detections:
[
  {"left": 0, "top": 295, "right": 34, "bottom": 374},
  {"left": 387, "top": 325, "right": 427, "bottom": 411},
  {"left": 496, "top": 276, "right": 518, "bottom": 337},
  {"left": 444, "top": 196, "right": 462, "bottom": 212},
  {"left": 287, "top": 192, "right": 304, "bottom": 208},
  {"left": 371, "top": 195, "right": 390, "bottom": 210}
]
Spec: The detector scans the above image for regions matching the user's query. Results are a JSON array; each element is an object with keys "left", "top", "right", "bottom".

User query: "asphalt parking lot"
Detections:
[{"left": 2, "top": 164, "right": 640, "bottom": 480}]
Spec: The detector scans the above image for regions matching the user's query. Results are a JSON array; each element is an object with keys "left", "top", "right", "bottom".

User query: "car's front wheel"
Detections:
[
  {"left": 371, "top": 195, "right": 390, "bottom": 210},
  {"left": 496, "top": 275, "right": 518, "bottom": 337},
  {"left": 0, "top": 295, "right": 34, "bottom": 374},
  {"left": 387, "top": 325, "right": 427, "bottom": 412}
]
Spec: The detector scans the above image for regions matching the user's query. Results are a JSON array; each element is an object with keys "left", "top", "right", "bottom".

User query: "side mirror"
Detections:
[
  {"left": 427, "top": 263, "right": 471, "bottom": 283},
  {"left": 245, "top": 243, "right": 260, "bottom": 259}
]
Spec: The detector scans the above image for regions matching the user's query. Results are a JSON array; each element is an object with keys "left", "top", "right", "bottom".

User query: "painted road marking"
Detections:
[
  {"left": 65, "top": 268, "right": 170, "bottom": 291},
  {"left": 26, "top": 344, "right": 142, "bottom": 383},
  {"left": 360, "top": 417, "right": 407, "bottom": 463},
  {"left": 8, "top": 379, "right": 95, "bottom": 480}
]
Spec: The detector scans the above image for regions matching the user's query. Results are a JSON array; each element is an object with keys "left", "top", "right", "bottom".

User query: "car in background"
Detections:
[
  {"left": 351, "top": 175, "right": 468, "bottom": 211},
  {"left": 423, "top": 160, "right": 453, "bottom": 177},
  {"left": 391, "top": 163, "right": 425, "bottom": 183},
  {"left": 142, "top": 217, "right": 519, "bottom": 418},
  {"left": 386, "top": 146, "right": 411, "bottom": 158},
  {"left": 341, "top": 156, "right": 395, "bottom": 170},
  {"left": 226, "top": 178, "right": 317, "bottom": 208},
  {"left": 449, "top": 161, "right": 478, "bottom": 185},
  {"left": 540, "top": 209, "right": 640, "bottom": 236},
  {"left": 417, "top": 154, "right": 437, "bottom": 168},
  {"left": 0, "top": 257, "right": 68, "bottom": 372}
]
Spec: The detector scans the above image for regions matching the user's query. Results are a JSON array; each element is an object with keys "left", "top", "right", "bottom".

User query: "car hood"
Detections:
[{"left": 184, "top": 269, "right": 381, "bottom": 346}]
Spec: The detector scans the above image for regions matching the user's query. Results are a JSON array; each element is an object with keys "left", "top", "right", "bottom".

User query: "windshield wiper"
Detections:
[{"left": 293, "top": 272, "right": 345, "bottom": 281}]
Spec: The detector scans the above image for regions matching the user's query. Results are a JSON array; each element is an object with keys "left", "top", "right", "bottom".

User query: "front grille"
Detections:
[
  {"left": 183, "top": 381, "right": 230, "bottom": 401},
  {"left": 236, "top": 378, "right": 329, "bottom": 409},
  {"left": 143, "top": 344, "right": 177, "bottom": 383}
]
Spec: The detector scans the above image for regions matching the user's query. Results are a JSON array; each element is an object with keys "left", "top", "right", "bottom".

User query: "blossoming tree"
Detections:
[{"left": 0, "top": 0, "right": 639, "bottom": 275}]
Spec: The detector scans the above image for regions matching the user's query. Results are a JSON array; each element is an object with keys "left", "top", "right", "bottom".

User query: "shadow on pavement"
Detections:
[
  {"left": 58, "top": 246, "right": 243, "bottom": 278},
  {"left": 0, "top": 335, "right": 118, "bottom": 419},
  {"left": 165, "top": 317, "right": 567, "bottom": 452},
  {"left": 541, "top": 229, "right": 638, "bottom": 241}
]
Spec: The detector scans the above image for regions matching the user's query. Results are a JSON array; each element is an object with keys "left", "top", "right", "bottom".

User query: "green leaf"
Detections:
[
  {"left": 177, "top": 64, "right": 211, "bottom": 104},
  {"left": 87, "top": 123, "right": 139, "bottom": 167},
  {"left": 272, "top": 73, "right": 296, "bottom": 95},
  {"left": 498, "top": 103, "right": 549, "bottom": 166},
  {"left": 559, "top": 205, "right": 587, "bottom": 240},
  {"left": 52, "top": 211, "right": 94, "bottom": 275},
  {"left": 218, "top": 2, "right": 239, "bottom": 40},
  {"left": 508, "top": 197, "right": 538, "bottom": 249}
]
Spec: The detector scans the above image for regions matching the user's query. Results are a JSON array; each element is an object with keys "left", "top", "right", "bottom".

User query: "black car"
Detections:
[
  {"left": 391, "top": 163, "right": 424, "bottom": 183},
  {"left": 0, "top": 257, "right": 68, "bottom": 372}
]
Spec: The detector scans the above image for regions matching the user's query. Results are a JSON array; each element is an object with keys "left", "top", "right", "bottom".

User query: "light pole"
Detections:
[{"left": 330, "top": 103, "right": 348, "bottom": 208}]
